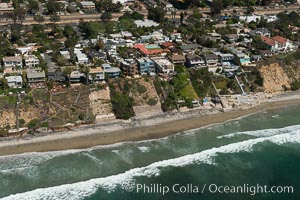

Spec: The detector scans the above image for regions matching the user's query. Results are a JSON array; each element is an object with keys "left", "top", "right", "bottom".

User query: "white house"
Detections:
[
  {"left": 80, "top": 1, "right": 95, "bottom": 10},
  {"left": 261, "top": 36, "right": 293, "bottom": 52},
  {"left": 5, "top": 76, "right": 23, "bottom": 88},
  {"left": 135, "top": 19, "right": 159, "bottom": 28},
  {"left": 89, "top": 67, "right": 105, "bottom": 82},
  {"left": 152, "top": 57, "right": 174, "bottom": 74},
  {"left": 239, "top": 15, "right": 261, "bottom": 23},
  {"left": 74, "top": 48, "right": 89, "bottom": 65},
  {"left": 24, "top": 55, "right": 40, "bottom": 68},
  {"left": 2, "top": 56, "right": 23, "bottom": 69}
]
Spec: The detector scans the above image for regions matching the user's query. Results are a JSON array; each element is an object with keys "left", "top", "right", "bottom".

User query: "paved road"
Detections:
[{"left": 0, "top": 4, "right": 299, "bottom": 29}]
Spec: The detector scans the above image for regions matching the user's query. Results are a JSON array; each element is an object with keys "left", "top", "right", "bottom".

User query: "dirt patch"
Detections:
[
  {"left": 89, "top": 87, "right": 115, "bottom": 123},
  {"left": 260, "top": 63, "right": 291, "bottom": 93}
]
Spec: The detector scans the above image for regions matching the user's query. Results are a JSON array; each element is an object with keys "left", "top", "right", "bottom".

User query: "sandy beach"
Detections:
[{"left": 0, "top": 92, "right": 299, "bottom": 156}]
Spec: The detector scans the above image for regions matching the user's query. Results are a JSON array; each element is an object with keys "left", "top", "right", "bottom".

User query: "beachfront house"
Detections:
[
  {"left": 137, "top": 57, "right": 156, "bottom": 75},
  {"left": 26, "top": 69, "right": 46, "bottom": 88},
  {"left": 152, "top": 57, "right": 174, "bottom": 74},
  {"left": 169, "top": 54, "right": 186, "bottom": 64},
  {"left": 102, "top": 64, "right": 121, "bottom": 78},
  {"left": 5, "top": 75, "right": 23, "bottom": 88},
  {"left": 185, "top": 53, "right": 206, "bottom": 68},
  {"left": 47, "top": 71, "right": 66, "bottom": 83},
  {"left": 89, "top": 67, "right": 105, "bottom": 82},
  {"left": 120, "top": 59, "right": 139, "bottom": 77},
  {"left": 261, "top": 36, "right": 293, "bottom": 52},
  {"left": 70, "top": 70, "right": 85, "bottom": 83}
]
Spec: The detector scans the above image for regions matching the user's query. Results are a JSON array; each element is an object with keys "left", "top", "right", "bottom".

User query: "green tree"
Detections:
[
  {"left": 211, "top": 0, "right": 223, "bottom": 15},
  {"left": 46, "top": 0, "right": 64, "bottom": 15},
  {"left": 100, "top": 12, "right": 112, "bottom": 22},
  {"left": 27, "top": 0, "right": 39, "bottom": 14},
  {"left": 33, "top": 14, "right": 45, "bottom": 25},
  {"left": 148, "top": 7, "right": 165, "bottom": 23},
  {"left": 50, "top": 15, "right": 61, "bottom": 24}
]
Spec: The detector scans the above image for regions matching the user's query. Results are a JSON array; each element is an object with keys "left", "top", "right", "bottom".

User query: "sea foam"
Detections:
[
  {"left": 217, "top": 124, "right": 300, "bottom": 139},
  {"left": 2, "top": 129, "right": 300, "bottom": 200}
]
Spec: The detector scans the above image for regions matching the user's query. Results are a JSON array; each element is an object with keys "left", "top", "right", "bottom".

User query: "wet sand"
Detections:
[{"left": 0, "top": 96, "right": 299, "bottom": 156}]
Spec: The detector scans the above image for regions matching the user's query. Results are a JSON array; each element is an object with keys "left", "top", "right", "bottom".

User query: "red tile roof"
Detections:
[
  {"left": 272, "top": 36, "right": 288, "bottom": 44},
  {"left": 161, "top": 41, "right": 175, "bottom": 48},
  {"left": 134, "top": 44, "right": 166, "bottom": 55},
  {"left": 261, "top": 36, "right": 275, "bottom": 46}
]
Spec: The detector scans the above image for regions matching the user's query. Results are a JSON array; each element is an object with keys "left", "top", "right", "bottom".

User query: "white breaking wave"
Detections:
[
  {"left": 217, "top": 124, "right": 300, "bottom": 139},
  {"left": 138, "top": 146, "right": 150, "bottom": 153},
  {"left": 2, "top": 130, "right": 300, "bottom": 200},
  {"left": 0, "top": 149, "right": 84, "bottom": 173}
]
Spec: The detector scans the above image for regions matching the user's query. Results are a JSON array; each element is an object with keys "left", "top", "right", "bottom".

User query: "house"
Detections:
[
  {"left": 26, "top": 69, "right": 46, "bottom": 88},
  {"left": 236, "top": 53, "right": 251, "bottom": 66},
  {"left": 251, "top": 55, "right": 262, "bottom": 62},
  {"left": 223, "top": 34, "right": 239, "bottom": 43},
  {"left": 88, "top": 50, "right": 106, "bottom": 62},
  {"left": 5, "top": 76, "right": 22, "bottom": 88},
  {"left": 160, "top": 0, "right": 173, "bottom": 10},
  {"left": 0, "top": 3, "right": 13, "bottom": 16},
  {"left": 261, "top": 36, "right": 293, "bottom": 52},
  {"left": 249, "top": 28, "right": 271, "bottom": 37},
  {"left": 263, "top": 15, "right": 278, "bottom": 23},
  {"left": 102, "top": 64, "right": 121, "bottom": 77},
  {"left": 185, "top": 54, "right": 205, "bottom": 68},
  {"left": 47, "top": 71, "right": 66, "bottom": 83},
  {"left": 144, "top": 0, "right": 157, "bottom": 8},
  {"left": 70, "top": 70, "right": 85, "bottom": 83},
  {"left": 205, "top": 53, "right": 220, "bottom": 67},
  {"left": 120, "top": 59, "right": 138, "bottom": 77},
  {"left": 207, "top": 32, "right": 222, "bottom": 40},
  {"left": 134, "top": 44, "right": 167, "bottom": 57},
  {"left": 74, "top": 49, "right": 89, "bottom": 65},
  {"left": 239, "top": 15, "right": 261, "bottom": 23},
  {"left": 80, "top": 1, "right": 95, "bottom": 10},
  {"left": 60, "top": 50, "right": 71, "bottom": 60},
  {"left": 272, "top": 36, "right": 293, "bottom": 51},
  {"left": 170, "top": 32, "right": 182, "bottom": 43},
  {"left": 169, "top": 54, "right": 186, "bottom": 64},
  {"left": 135, "top": 19, "right": 159, "bottom": 28},
  {"left": 214, "top": 52, "right": 239, "bottom": 72},
  {"left": 24, "top": 55, "right": 40, "bottom": 68},
  {"left": 160, "top": 41, "right": 175, "bottom": 49},
  {"left": 89, "top": 67, "right": 105, "bottom": 82},
  {"left": 215, "top": 52, "right": 235, "bottom": 63},
  {"left": 2, "top": 56, "right": 23, "bottom": 69},
  {"left": 259, "top": 50, "right": 273, "bottom": 57},
  {"left": 152, "top": 58, "right": 174, "bottom": 74},
  {"left": 180, "top": 44, "right": 200, "bottom": 52},
  {"left": 137, "top": 57, "right": 156, "bottom": 75}
]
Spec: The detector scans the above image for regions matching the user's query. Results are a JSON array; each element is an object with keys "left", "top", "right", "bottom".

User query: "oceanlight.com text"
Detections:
[{"left": 128, "top": 183, "right": 294, "bottom": 196}]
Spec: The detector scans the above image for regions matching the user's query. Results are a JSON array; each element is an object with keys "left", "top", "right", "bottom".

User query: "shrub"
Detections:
[
  {"left": 27, "top": 119, "right": 40, "bottom": 129},
  {"left": 291, "top": 80, "right": 300, "bottom": 91},
  {"left": 147, "top": 98, "right": 157, "bottom": 106},
  {"left": 137, "top": 84, "right": 147, "bottom": 94}
]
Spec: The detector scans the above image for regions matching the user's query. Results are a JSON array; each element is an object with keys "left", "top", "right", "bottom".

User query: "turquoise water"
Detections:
[{"left": 1, "top": 106, "right": 300, "bottom": 199}]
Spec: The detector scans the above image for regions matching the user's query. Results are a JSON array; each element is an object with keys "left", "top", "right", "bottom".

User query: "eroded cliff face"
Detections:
[{"left": 260, "top": 63, "right": 291, "bottom": 93}]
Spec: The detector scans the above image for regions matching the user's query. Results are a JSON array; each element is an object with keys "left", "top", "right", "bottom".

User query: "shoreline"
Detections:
[{"left": 0, "top": 93, "right": 300, "bottom": 156}]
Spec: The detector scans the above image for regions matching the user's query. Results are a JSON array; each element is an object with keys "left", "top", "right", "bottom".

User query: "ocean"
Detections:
[{"left": 0, "top": 105, "right": 300, "bottom": 200}]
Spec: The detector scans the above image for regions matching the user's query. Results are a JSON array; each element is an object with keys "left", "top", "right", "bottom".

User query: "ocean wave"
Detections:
[
  {"left": 217, "top": 124, "right": 300, "bottom": 139},
  {"left": 3, "top": 130, "right": 300, "bottom": 200},
  {"left": 0, "top": 149, "right": 84, "bottom": 173},
  {"left": 138, "top": 146, "right": 150, "bottom": 153}
]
